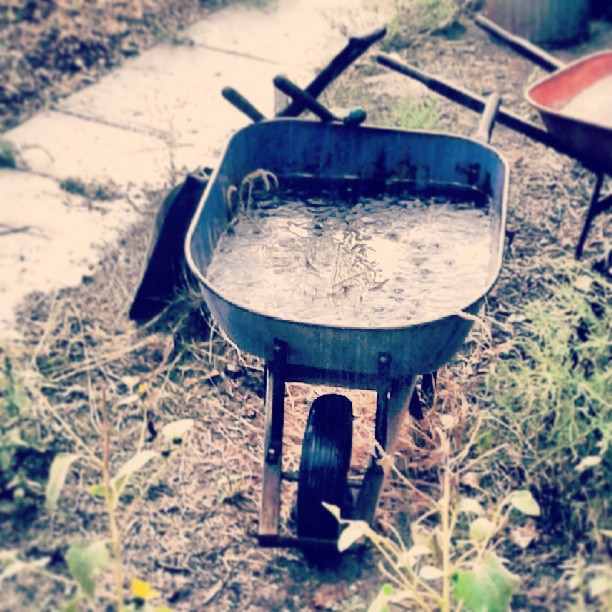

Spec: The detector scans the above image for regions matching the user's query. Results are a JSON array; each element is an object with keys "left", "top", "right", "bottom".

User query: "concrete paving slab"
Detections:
[
  {"left": 54, "top": 0, "right": 384, "bottom": 156},
  {"left": 0, "top": 170, "right": 138, "bottom": 334},
  {"left": 56, "top": 44, "right": 277, "bottom": 154},
  {"left": 188, "top": 0, "right": 383, "bottom": 79},
  {"left": 0, "top": 0, "right": 386, "bottom": 335},
  {"left": 5, "top": 111, "right": 174, "bottom": 189}
]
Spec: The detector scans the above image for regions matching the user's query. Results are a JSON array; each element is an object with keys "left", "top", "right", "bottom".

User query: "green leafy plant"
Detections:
[
  {"left": 372, "top": 0, "right": 460, "bottom": 49},
  {"left": 0, "top": 140, "right": 18, "bottom": 168},
  {"left": 326, "top": 446, "right": 540, "bottom": 610},
  {"left": 482, "top": 261, "right": 610, "bottom": 541},
  {"left": 0, "top": 355, "right": 52, "bottom": 517},
  {"left": 411, "top": 0, "right": 459, "bottom": 34},
  {"left": 2, "top": 384, "right": 194, "bottom": 611},
  {"left": 396, "top": 95, "right": 439, "bottom": 130}
]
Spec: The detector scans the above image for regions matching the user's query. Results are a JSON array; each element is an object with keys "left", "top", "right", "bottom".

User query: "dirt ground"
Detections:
[
  {"left": 0, "top": 0, "right": 224, "bottom": 131},
  {"left": 1, "top": 2, "right": 611, "bottom": 611}
]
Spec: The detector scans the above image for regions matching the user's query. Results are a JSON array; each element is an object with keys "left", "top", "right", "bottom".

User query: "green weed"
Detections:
[
  {"left": 395, "top": 95, "right": 439, "bottom": 130},
  {"left": 1, "top": 380, "right": 194, "bottom": 611},
  {"left": 411, "top": 0, "right": 459, "bottom": 34},
  {"left": 0, "top": 140, "right": 18, "bottom": 169},
  {"left": 371, "top": 0, "right": 460, "bottom": 49},
  {"left": 327, "top": 443, "right": 540, "bottom": 611},
  {"left": 482, "top": 261, "right": 610, "bottom": 543},
  {"left": 0, "top": 354, "right": 52, "bottom": 518}
]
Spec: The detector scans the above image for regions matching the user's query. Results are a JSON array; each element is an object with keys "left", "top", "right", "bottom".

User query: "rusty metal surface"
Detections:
[{"left": 526, "top": 51, "right": 612, "bottom": 173}]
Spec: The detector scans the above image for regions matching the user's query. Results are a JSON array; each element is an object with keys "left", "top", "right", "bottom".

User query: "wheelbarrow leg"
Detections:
[
  {"left": 576, "top": 174, "right": 610, "bottom": 260},
  {"left": 355, "top": 354, "right": 416, "bottom": 524},
  {"left": 258, "top": 341, "right": 287, "bottom": 545}
]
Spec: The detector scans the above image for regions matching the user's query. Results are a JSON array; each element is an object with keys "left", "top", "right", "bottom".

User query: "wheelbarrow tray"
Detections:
[
  {"left": 526, "top": 50, "right": 612, "bottom": 173},
  {"left": 185, "top": 119, "right": 508, "bottom": 380}
]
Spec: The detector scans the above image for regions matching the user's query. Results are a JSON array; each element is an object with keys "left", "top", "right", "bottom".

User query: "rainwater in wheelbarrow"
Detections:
[{"left": 185, "top": 117, "right": 508, "bottom": 553}]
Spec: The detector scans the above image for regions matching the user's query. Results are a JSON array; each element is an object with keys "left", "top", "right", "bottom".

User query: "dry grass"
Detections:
[{"left": 1, "top": 13, "right": 611, "bottom": 611}]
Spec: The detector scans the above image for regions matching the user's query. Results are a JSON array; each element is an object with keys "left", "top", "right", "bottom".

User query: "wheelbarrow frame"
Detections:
[{"left": 184, "top": 109, "right": 508, "bottom": 549}]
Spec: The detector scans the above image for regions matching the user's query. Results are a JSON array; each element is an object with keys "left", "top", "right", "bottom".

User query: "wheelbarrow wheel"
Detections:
[{"left": 297, "top": 394, "right": 353, "bottom": 543}]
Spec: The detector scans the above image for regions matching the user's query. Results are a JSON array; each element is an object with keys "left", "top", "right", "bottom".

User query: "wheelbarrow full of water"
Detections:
[{"left": 184, "top": 94, "right": 509, "bottom": 551}]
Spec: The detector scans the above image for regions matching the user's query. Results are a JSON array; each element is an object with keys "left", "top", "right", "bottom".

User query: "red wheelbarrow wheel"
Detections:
[{"left": 297, "top": 394, "right": 353, "bottom": 542}]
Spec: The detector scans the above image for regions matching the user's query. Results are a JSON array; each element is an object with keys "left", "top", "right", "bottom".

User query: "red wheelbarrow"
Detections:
[{"left": 377, "top": 15, "right": 611, "bottom": 259}]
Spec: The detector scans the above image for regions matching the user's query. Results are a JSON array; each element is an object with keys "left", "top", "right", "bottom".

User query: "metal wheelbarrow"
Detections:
[
  {"left": 377, "top": 14, "right": 612, "bottom": 259},
  {"left": 129, "top": 27, "right": 386, "bottom": 323},
  {"left": 184, "top": 93, "right": 508, "bottom": 550}
]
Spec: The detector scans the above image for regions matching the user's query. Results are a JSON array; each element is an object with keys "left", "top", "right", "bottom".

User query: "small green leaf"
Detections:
[
  {"left": 161, "top": 419, "right": 194, "bottom": 442},
  {"left": 575, "top": 456, "right": 602, "bottom": 473},
  {"left": 407, "top": 544, "right": 431, "bottom": 557},
  {"left": 338, "top": 521, "right": 370, "bottom": 552},
  {"left": 45, "top": 453, "right": 81, "bottom": 512},
  {"left": 114, "top": 450, "right": 159, "bottom": 481},
  {"left": 509, "top": 491, "right": 541, "bottom": 517},
  {"left": 469, "top": 517, "right": 495, "bottom": 541},
  {"left": 88, "top": 484, "right": 106, "bottom": 498},
  {"left": 1, "top": 557, "right": 50, "bottom": 580},
  {"left": 66, "top": 541, "right": 110, "bottom": 600},
  {"left": 322, "top": 502, "right": 341, "bottom": 521},
  {"left": 368, "top": 583, "right": 393, "bottom": 612},
  {"left": 454, "top": 552, "right": 520, "bottom": 611},
  {"left": 1, "top": 560, "right": 25, "bottom": 580},
  {"left": 458, "top": 498, "right": 485, "bottom": 516},
  {"left": 112, "top": 450, "right": 159, "bottom": 497},
  {"left": 402, "top": 544, "right": 432, "bottom": 566}
]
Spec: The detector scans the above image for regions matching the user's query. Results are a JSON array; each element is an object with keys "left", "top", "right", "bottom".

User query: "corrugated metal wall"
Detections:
[{"left": 485, "top": 0, "right": 589, "bottom": 46}]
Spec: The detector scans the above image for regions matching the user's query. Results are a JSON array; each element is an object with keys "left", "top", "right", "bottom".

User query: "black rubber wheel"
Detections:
[{"left": 297, "top": 394, "right": 353, "bottom": 542}]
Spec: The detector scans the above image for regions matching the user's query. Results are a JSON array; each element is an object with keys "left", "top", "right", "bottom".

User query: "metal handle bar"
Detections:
[
  {"left": 475, "top": 92, "right": 501, "bottom": 143},
  {"left": 278, "top": 26, "right": 387, "bottom": 117},
  {"left": 375, "top": 53, "right": 578, "bottom": 159},
  {"left": 475, "top": 14, "right": 564, "bottom": 72},
  {"left": 221, "top": 87, "right": 266, "bottom": 122},
  {"left": 273, "top": 75, "right": 338, "bottom": 122}
]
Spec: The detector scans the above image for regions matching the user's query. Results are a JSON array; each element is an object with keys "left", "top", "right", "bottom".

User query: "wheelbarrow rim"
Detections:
[
  {"left": 184, "top": 118, "right": 509, "bottom": 332},
  {"left": 525, "top": 49, "right": 612, "bottom": 136}
]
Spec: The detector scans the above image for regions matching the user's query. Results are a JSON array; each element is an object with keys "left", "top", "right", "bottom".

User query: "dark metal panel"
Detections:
[{"left": 185, "top": 120, "right": 508, "bottom": 379}]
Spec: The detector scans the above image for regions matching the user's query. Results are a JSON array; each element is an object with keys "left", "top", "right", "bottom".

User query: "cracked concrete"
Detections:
[{"left": 0, "top": 0, "right": 384, "bottom": 334}]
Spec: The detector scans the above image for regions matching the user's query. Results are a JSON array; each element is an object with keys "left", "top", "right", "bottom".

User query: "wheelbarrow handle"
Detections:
[
  {"left": 278, "top": 26, "right": 387, "bottom": 117},
  {"left": 474, "top": 92, "right": 501, "bottom": 143},
  {"left": 475, "top": 14, "right": 565, "bottom": 72},
  {"left": 221, "top": 86, "right": 267, "bottom": 123},
  {"left": 273, "top": 75, "right": 338, "bottom": 122},
  {"left": 375, "top": 53, "right": 576, "bottom": 158}
]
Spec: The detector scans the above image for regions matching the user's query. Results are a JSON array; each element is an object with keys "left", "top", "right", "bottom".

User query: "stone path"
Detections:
[{"left": 0, "top": 0, "right": 385, "bottom": 334}]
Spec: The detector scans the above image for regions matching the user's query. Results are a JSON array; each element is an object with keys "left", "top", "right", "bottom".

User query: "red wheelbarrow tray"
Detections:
[{"left": 526, "top": 50, "right": 612, "bottom": 173}]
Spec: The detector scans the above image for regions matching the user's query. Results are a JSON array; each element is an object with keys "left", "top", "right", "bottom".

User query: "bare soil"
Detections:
[
  {"left": 0, "top": 0, "right": 221, "bottom": 131},
  {"left": 1, "top": 3, "right": 610, "bottom": 611}
]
